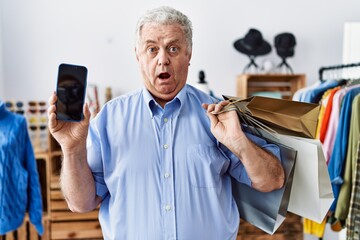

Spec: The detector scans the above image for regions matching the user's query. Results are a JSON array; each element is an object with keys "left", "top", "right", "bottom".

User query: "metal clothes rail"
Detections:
[{"left": 319, "top": 62, "right": 360, "bottom": 81}]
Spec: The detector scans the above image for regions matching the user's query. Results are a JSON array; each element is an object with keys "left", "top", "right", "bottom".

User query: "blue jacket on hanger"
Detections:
[
  {"left": 0, "top": 100, "right": 43, "bottom": 234},
  {"left": 301, "top": 79, "right": 345, "bottom": 103}
]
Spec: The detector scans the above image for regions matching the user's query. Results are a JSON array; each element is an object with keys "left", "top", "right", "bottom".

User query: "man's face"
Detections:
[{"left": 135, "top": 23, "right": 192, "bottom": 106}]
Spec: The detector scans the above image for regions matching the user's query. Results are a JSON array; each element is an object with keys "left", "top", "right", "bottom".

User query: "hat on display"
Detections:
[
  {"left": 274, "top": 33, "right": 296, "bottom": 58},
  {"left": 234, "top": 28, "right": 272, "bottom": 56}
]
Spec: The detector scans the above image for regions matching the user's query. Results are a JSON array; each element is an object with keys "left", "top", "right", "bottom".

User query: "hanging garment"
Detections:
[
  {"left": 319, "top": 87, "right": 341, "bottom": 143},
  {"left": 346, "top": 139, "right": 360, "bottom": 240},
  {"left": 301, "top": 79, "right": 345, "bottom": 103},
  {"left": 335, "top": 93, "right": 360, "bottom": 221},
  {"left": 322, "top": 85, "right": 360, "bottom": 164},
  {"left": 303, "top": 217, "right": 327, "bottom": 238},
  {"left": 0, "top": 101, "right": 43, "bottom": 234},
  {"left": 292, "top": 81, "right": 321, "bottom": 101},
  {"left": 328, "top": 86, "right": 360, "bottom": 212},
  {"left": 315, "top": 89, "right": 331, "bottom": 139}
]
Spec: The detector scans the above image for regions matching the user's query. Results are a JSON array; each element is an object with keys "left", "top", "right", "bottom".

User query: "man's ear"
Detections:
[
  {"left": 188, "top": 51, "right": 192, "bottom": 63},
  {"left": 135, "top": 47, "right": 139, "bottom": 61}
]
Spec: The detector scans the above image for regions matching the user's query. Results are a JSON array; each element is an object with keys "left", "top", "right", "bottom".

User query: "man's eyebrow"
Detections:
[
  {"left": 144, "top": 40, "right": 157, "bottom": 45},
  {"left": 166, "top": 39, "right": 181, "bottom": 46},
  {"left": 143, "top": 39, "right": 181, "bottom": 45}
]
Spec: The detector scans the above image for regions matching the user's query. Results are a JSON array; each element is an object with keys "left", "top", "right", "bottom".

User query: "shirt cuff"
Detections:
[{"left": 95, "top": 182, "right": 109, "bottom": 200}]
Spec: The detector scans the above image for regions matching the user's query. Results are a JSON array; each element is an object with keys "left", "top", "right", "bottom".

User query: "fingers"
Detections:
[
  {"left": 48, "top": 91, "right": 57, "bottom": 106},
  {"left": 48, "top": 104, "right": 58, "bottom": 132},
  {"left": 48, "top": 109, "right": 57, "bottom": 132},
  {"left": 202, "top": 101, "right": 236, "bottom": 129},
  {"left": 202, "top": 101, "right": 229, "bottom": 114},
  {"left": 213, "top": 101, "right": 229, "bottom": 113},
  {"left": 47, "top": 92, "right": 57, "bottom": 118},
  {"left": 201, "top": 103, "right": 209, "bottom": 110},
  {"left": 202, "top": 102, "right": 221, "bottom": 128},
  {"left": 83, "top": 102, "right": 91, "bottom": 122},
  {"left": 48, "top": 92, "right": 58, "bottom": 131},
  {"left": 48, "top": 93, "right": 56, "bottom": 116}
]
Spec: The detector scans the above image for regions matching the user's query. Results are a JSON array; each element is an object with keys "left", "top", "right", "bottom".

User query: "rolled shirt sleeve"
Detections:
[
  {"left": 220, "top": 131, "right": 281, "bottom": 187},
  {"left": 87, "top": 120, "right": 109, "bottom": 200}
]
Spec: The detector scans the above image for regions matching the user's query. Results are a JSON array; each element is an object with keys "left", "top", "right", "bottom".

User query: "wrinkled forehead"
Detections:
[
  {"left": 139, "top": 23, "right": 187, "bottom": 44},
  {"left": 140, "top": 22, "right": 185, "bottom": 37}
]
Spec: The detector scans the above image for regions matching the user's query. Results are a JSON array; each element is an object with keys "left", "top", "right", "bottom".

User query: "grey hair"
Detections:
[{"left": 135, "top": 6, "right": 193, "bottom": 53}]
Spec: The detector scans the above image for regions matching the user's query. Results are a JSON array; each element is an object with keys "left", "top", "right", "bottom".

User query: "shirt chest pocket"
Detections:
[{"left": 186, "top": 144, "right": 230, "bottom": 188}]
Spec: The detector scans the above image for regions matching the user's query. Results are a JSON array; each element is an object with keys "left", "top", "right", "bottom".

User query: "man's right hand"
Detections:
[{"left": 47, "top": 92, "right": 91, "bottom": 152}]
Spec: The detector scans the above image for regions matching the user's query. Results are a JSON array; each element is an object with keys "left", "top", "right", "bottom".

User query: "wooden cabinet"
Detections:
[{"left": 236, "top": 74, "right": 306, "bottom": 99}]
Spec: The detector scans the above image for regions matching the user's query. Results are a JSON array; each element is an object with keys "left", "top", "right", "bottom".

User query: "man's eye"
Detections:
[
  {"left": 147, "top": 47, "right": 157, "bottom": 53},
  {"left": 168, "top": 47, "right": 178, "bottom": 53}
]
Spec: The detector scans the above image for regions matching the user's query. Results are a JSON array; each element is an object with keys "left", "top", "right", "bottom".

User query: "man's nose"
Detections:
[{"left": 157, "top": 50, "right": 170, "bottom": 66}]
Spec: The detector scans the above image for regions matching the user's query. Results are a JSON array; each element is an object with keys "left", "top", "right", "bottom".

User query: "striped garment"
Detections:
[{"left": 346, "top": 139, "right": 360, "bottom": 240}]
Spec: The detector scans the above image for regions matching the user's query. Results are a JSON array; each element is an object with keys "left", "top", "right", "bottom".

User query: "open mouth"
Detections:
[{"left": 159, "top": 72, "right": 171, "bottom": 79}]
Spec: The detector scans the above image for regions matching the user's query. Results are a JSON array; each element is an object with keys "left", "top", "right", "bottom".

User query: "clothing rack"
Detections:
[
  {"left": 319, "top": 62, "right": 360, "bottom": 81},
  {"left": 315, "top": 62, "right": 360, "bottom": 240}
]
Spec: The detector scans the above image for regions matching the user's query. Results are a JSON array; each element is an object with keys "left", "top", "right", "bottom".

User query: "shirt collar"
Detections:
[{"left": 142, "top": 85, "right": 188, "bottom": 118}]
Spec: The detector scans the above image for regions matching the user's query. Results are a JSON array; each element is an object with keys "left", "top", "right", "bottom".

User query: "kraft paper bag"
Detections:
[
  {"left": 223, "top": 96, "right": 320, "bottom": 139},
  {"left": 232, "top": 140, "right": 297, "bottom": 235},
  {"left": 258, "top": 130, "right": 334, "bottom": 223}
]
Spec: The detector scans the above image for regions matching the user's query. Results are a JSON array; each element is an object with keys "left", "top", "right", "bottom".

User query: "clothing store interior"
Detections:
[{"left": 1, "top": 0, "right": 360, "bottom": 239}]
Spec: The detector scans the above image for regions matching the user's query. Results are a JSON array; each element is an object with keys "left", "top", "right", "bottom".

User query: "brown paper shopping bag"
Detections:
[
  {"left": 223, "top": 96, "right": 320, "bottom": 138},
  {"left": 232, "top": 138, "right": 297, "bottom": 235}
]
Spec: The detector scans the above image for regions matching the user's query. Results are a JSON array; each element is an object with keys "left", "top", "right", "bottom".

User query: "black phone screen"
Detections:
[{"left": 56, "top": 63, "right": 87, "bottom": 121}]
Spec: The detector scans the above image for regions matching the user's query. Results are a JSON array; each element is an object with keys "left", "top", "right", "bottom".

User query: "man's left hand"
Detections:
[{"left": 202, "top": 101, "right": 246, "bottom": 152}]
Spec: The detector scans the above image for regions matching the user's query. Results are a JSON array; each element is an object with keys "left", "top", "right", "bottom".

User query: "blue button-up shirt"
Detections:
[{"left": 87, "top": 84, "right": 280, "bottom": 240}]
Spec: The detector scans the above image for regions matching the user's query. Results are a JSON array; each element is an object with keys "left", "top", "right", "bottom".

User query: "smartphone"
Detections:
[{"left": 56, "top": 63, "right": 88, "bottom": 121}]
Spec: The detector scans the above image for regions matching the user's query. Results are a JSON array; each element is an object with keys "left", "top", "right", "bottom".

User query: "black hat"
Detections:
[
  {"left": 234, "top": 28, "right": 272, "bottom": 56},
  {"left": 274, "top": 33, "right": 296, "bottom": 58}
]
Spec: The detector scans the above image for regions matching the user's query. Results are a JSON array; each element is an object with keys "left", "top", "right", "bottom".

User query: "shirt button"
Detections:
[
  {"left": 163, "top": 144, "right": 168, "bottom": 149},
  {"left": 163, "top": 118, "right": 168, "bottom": 123},
  {"left": 165, "top": 205, "right": 171, "bottom": 211},
  {"left": 164, "top": 173, "right": 170, "bottom": 178}
]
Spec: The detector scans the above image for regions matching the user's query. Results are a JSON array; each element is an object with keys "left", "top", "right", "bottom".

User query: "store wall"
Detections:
[
  {"left": 343, "top": 22, "right": 360, "bottom": 63},
  {"left": 1, "top": 0, "right": 360, "bottom": 105}
]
